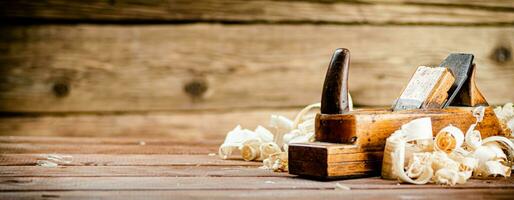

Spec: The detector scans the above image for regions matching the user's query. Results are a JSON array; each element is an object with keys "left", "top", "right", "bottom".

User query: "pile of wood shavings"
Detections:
[
  {"left": 218, "top": 103, "right": 322, "bottom": 172},
  {"left": 382, "top": 104, "right": 514, "bottom": 186}
]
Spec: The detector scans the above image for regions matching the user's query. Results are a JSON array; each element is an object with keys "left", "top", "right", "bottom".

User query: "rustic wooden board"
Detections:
[
  {"left": 0, "top": 136, "right": 513, "bottom": 199},
  {"left": 0, "top": 143, "right": 218, "bottom": 154},
  {"left": 0, "top": 109, "right": 298, "bottom": 138},
  {"left": 1, "top": 25, "right": 513, "bottom": 113},
  {"left": 1, "top": 0, "right": 513, "bottom": 25},
  {"left": 1, "top": 189, "right": 514, "bottom": 200},
  {"left": 0, "top": 176, "right": 512, "bottom": 191},
  {"left": 0, "top": 154, "right": 260, "bottom": 166},
  {"left": 0, "top": 166, "right": 290, "bottom": 177},
  {"left": 0, "top": 136, "right": 221, "bottom": 145}
]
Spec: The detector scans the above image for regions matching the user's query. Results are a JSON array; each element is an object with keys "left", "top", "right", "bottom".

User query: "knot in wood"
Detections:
[
  {"left": 492, "top": 46, "right": 511, "bottom": 63},
  {"left": 184, "top": 79, "right": 208, "bottom": 99},
  {"left": 52, "top": 81, "right": 70, "bottom": 98}
]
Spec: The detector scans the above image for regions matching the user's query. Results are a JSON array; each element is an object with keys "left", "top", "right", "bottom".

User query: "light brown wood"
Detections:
[
  {"left": 0, "top": 136, "right": 221, "bottom": 145},
  {"left": 0, "top": 136, "right": 513, "bottom": 199},
  {"left": 1, "top": 189, "right": 514, "bottom": 200},
  {"left": 316, "top": 107, "right": 504, "bottom": 146},
  {"left": 0, "top": 154, "right": 260, "bottom": 166},
  {"left": 423, "top": 68, "right": 455, "bottom": 108},
  {"left": 0, "top": 176, "right": 512, "bottom": 191},
  {"left": 452, "top": 64, "right": 489, "bottom": 106},
  {"left": 0, "top": 25, "right": 513, "bottom": 113},
  {"left": 0, "top": 143, "right": 218, "bottom": 154},
  {"left": 0, "top": 166, "right": 290, "bottom": 177},
  {"left": 1, "top": 0, "right": 513, "bottom": 25},
  {"left": 0, "top": 109, "right": 298, "bottom": 138}
]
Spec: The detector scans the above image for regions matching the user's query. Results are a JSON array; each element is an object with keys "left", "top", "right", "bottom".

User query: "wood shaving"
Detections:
[
  {"left": 219, "top": 97, "right": 354, "bottom": 172},
  {"left": 36, "top": 160, "right": 58, "bottom": 168},
  {"left": 335, "top": 183, "right": 351, "bottom": 190},
  {"left": 383, "top": 106, "right": 514, "bottom": 185},
  {"left": 46, "top": 154, "right": 73, "bottom": 164},
  {"left": 434, "top": 125, "right": 464, "bottom": 153},
  {"left": 36, "top": 154, "right": 73, "bottom": 167},
  {"left": 494, "top": 103, "right": 514, "bottom": 137}
]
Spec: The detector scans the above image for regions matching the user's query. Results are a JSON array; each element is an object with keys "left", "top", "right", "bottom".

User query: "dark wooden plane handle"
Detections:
[{"left": 320, "top": 48, "right": 350, "bottom": 114}]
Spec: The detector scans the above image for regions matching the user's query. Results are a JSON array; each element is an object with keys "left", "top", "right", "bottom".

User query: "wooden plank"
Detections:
[
  {"left": 0, "top": 136, "right": 221, "bottom": 145},
  {"left": 2, "top": 189, "right": 514, "bottom": 200},
  {"left": 0, "top": 166, "right": 289, "bottom": 177},
  {"left": 0, "top": 154, "right": 261, "bottom": 166},
  {"left": 1, "top": 0, "right": 513, "bottom": 25},
  {"left": 0, "top": 109, "right": 298, "bottom": 138},
  {"left": 0, "top": 25, "right": 513, "bottom": 112},
  {"left": 0, "top": 176, "right": 512, "bottom": 191},
  {"left": 0, "top": 143, "right": 218, "bottom": 154}
]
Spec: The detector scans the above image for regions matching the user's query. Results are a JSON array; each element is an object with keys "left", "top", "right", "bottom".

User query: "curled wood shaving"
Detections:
[
  {"left": 383, "top": 106, "right": 514, "bottom": 185},
  {"left": 434, "top": 125, "right": 464, "bottom": 153},
  {"left": 494, "top": 103, "right": 514, "bottom": 137}
]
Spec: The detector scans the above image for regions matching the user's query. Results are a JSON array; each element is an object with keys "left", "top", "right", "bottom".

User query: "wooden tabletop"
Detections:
[{"left": 1, "top": 136, "right": 513, "bottom": 199}]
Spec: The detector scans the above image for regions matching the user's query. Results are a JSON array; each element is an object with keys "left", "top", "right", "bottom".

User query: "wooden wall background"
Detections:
[{"left": 0, "top": 0, "right": 513, "bottom": 141}]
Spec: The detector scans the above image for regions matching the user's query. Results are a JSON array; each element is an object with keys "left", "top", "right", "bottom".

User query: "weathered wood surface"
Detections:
[
  {"left": 0, "top": 25, "right": 513, "bottom": 113},
  {"left": 1, "top": 176, "right": 513, "bottom": 191},
  {"left": 0, "top": 143, "right": 218, "bottom": 154},
  {"left": 1, "top": 0, "right": 514, "bottom": 25},
  {"left": 0, "top": 154, "right": 259, "bottom": 166},
  {"left": 0, "top": 136, "right": 512, "bottom": 199},
  {"left": 0, "top": 166, "right": 288, "bottom": 177},
  {"left": 2, "top": 190, "right": 514, "bottom": 200},
  {"left": 0, "top": 109, "right": 298, "bottom": 138}
]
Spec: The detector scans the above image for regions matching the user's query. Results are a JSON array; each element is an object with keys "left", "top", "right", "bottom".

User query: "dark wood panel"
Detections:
[
  {"left": 1, "top": 25, "right": 512, "bottom": 112},
  {"left": 1, "top": 0, "right": 513, "bottom": 25}
]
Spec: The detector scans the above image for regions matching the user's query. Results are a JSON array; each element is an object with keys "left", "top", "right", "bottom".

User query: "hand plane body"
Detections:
[{"left": 288, "top": 50, "right": 507, "bottom": 179}]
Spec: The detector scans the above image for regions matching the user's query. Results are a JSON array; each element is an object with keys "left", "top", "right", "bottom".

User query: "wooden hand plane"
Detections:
[{"left": 288, "top": 49, "right": 507, "bottom": 180}]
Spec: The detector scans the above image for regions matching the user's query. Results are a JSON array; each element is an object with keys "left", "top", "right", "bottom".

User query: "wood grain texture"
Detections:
[
  {"left": 0, "top": 143, "right": 219, "bottom": 154},
  {"left": 1, "top": 0, "right": 513, "bottom": 25},
  {"left": 315, "top": 107, "right": 505, "bottom": 146},
  {"left": 0, "top": 109, "right": 298, "bottom": 138},
  {"left": 289, "top": 142, "right": 383, "bottom": 178},
  {"left": 1, "top": 25, "right": 513, "bottom": 112},
  {"left": 0, "top": 136, "right": 221, "bottom": 145},
  {"left": 0, "top": 176, "right": 512, "bottom": 191},
  {"left": 0, "top": 136, "right": 513, "bottom": 199},
  {"left": 0, "top": 166, "right": 289, "bottom": 177},
  {"left": 2, "top": 189, "right": 514, "bottom": 200},
  {"left": 0, "top": 154, "right": 260, "bottom": 166}
]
